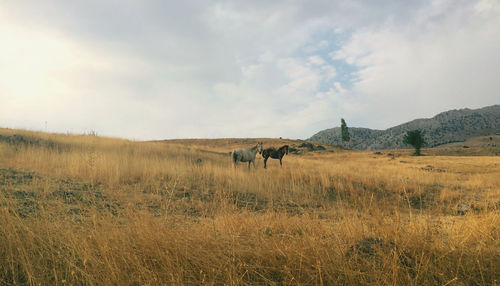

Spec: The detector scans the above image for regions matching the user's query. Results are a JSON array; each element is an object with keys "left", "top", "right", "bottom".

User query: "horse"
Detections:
[
  {"left": 262, "top": 145, "right": 289, "bottom": 168},
  {"left": 232, "top": 142, "right": 263, "bottom": 169}
]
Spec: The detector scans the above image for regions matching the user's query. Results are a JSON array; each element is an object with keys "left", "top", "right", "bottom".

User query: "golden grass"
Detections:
[{"left": 0, "top": 128, "right": 499, "bottom": 285}]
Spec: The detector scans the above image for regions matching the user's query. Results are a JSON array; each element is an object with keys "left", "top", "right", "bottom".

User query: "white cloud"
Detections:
[
  {"left": 1, "top": 1, "right": 499, "bottom": 139},
  {"left": 332, "top": 0, "right": 500, "bottom": 128},
  {"left": 308, "top": 56, "right": 326, "bottom": 66}
]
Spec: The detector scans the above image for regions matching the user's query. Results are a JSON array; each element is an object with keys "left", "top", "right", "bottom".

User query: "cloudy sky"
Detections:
[{"left": 1, "top": 0, "right": 499, "bottom": 140}]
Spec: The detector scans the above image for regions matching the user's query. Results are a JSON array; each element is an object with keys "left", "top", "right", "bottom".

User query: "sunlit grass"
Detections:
[{"left": 0, "top": 128, "right": 498, "bottom": 285}]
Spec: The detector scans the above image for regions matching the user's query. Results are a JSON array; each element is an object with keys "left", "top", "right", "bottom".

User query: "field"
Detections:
[{"left": 0, "top": 128, "right": 499, "bottom": 285}]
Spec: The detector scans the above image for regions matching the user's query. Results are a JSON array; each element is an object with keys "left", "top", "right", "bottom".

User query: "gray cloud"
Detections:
[{"left": 1, "top": 0, "right": 498, "bottom": 139}]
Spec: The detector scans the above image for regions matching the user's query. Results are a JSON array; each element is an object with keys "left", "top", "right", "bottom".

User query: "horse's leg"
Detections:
[
  {"left": 248, "top": 161, "right": 251, "bottom": 170},
  {"left": 232, "top": 152, "right": 238, "bottom": 168},
  {"left": 234, "top": 156, "right": 239, "bottom": 168},
  {"left": 280, "top": 157, "right": 282, "bottom": 167},
  {"left": 264, "top": 157, "right": 268, "bottom": 168},
  {"left": 252, "top": 159, "right": 255, "bottom": 169}
]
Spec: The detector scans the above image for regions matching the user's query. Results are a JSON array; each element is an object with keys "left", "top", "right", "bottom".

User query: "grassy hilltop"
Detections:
[{"left": 0, "top": 127, "right": 499, "bottom": 285}]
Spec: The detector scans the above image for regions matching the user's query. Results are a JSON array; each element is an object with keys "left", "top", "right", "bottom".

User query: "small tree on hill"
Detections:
[
  {"left": 341, "top": 118, "right": 350, "bottom": 148},
  {"left": 404, "top": 130, "right": 425, "bottom": 156}
]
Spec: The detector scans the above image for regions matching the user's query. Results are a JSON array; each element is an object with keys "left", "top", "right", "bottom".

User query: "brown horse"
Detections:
[{"left": 262, "top": 145, "right": 289, "bottom": 168}]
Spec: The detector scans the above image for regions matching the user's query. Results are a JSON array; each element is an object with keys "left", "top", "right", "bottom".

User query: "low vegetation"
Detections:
[
  {"left": 0, "top": 127, "right": 499, "bottom": 285},
  {"left": 403, "top": 130, "right": 425, "bottom": 156}
]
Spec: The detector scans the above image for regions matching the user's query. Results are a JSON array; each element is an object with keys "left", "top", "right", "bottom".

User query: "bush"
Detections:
[{"left": 403, "top": 130, "right": 425, "bottom": 156}]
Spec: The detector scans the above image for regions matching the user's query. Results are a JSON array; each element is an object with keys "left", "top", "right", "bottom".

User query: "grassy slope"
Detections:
[{"left": 0, "top": 128, "right": 499, "bottom": 285}]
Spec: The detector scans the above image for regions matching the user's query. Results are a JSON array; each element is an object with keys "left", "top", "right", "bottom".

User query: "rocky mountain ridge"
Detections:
[{"left": 308, "top": 105, "right": 500, "bottom": 150}]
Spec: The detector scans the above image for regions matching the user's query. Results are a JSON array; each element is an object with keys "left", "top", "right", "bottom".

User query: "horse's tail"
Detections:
[{"left": 232, "top": 151, "right": 238, "bottom": 165}]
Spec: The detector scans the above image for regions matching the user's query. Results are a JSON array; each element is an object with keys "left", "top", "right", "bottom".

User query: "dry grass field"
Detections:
[{"left": 0, "top": 127, "right": 499, "bottom": 285}]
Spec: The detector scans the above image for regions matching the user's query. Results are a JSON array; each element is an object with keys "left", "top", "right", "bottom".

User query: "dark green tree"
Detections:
[
  {"left": 341, "top": 118, "right": 350, "bottom": 147},
  {"left": 403, "top": 130, "right": 425, "bottom": 156}
]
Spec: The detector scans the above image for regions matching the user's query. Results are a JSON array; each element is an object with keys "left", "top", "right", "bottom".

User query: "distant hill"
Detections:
[{"left": 308, "top": 105, "right": 500, "bottom": 150}]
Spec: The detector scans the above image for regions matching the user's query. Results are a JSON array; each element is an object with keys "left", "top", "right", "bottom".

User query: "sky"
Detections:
[{"left": 1, "top": 0, "right": 499, "bottom": 140}]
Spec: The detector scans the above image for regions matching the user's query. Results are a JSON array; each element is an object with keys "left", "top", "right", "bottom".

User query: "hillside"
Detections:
[
  {"left": 309, "top": 105, "right": 500, "bottom": 150},
  {"left": 439, "top": 134, "right": 500, "bottom": 148}
]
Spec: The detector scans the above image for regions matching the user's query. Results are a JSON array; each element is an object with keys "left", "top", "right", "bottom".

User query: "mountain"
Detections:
[{"left": 308, "top": 105, "right": 500, "bottom": 150}]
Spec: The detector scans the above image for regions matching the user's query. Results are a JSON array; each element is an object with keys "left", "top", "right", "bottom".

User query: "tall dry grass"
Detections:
[{"left": 0, "top": 128, "right": 499, "bottom": 285}]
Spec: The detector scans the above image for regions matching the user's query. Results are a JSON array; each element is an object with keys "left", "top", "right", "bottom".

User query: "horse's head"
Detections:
[
  {"left": 279, "top": 145, "right": 289, "bottom": 155},
  {"left": 258, "top": 142, "right": 263, "bottom": 154}
]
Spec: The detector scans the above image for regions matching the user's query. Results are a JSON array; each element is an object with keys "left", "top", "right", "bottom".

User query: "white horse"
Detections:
[{"left": 232, "top": 142, "right": 263, "bottom": 169}]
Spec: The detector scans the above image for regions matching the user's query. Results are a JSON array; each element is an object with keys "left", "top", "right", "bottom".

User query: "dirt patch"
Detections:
[
  {"left": 0, "top": 168, "right": 122, "bottom": 219},
  {"left": 0, "top": 168, "right": 39, "bottom": 185},
  {"left": 0, "top": 134, "right": 69, "bottom": 152},
  {"left": 297, "top": 142, "right": 326, "bottom": 151},
  {"left": 420, "top": 165, "right": 445, "bottom": 172},
  {"left": 347, "top": 237, "right": 412, "bottom": 270},
  {"left": 232, "top": 191, "right": 268, "bottom": 212}
]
